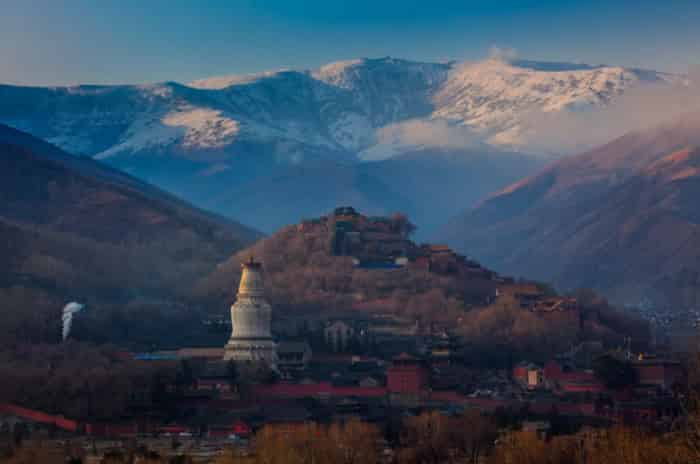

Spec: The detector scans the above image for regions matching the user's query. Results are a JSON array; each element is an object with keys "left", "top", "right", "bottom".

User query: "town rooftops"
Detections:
[
  {"left": 177, "top": 347, "right": 225, "bottom": 359},
  {"left": 0, "top": 404, "right": 78, "bottom": 432}
]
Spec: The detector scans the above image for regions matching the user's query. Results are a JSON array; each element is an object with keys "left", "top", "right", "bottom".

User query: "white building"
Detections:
[{"left": 224, "top": 257, "right": 277, "bottom": 367}]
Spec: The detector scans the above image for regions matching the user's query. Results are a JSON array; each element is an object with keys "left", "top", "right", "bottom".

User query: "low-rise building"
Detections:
[
  {"left": 632, "top": 359, "right": 684, "bottom": 390},
  {"left": 324, "top": 320, "right": 356, "bottom": 352},
  {"left": 387, "top": 353, "right": 430, "bottom": 396},
  {"left": 277, "top": 341, "right": 312, "bottom": 371}
]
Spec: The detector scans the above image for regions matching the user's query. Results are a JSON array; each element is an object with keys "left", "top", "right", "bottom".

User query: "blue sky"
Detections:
[{"left": 2, "top": 0, "right": 699, "bottom": 86}]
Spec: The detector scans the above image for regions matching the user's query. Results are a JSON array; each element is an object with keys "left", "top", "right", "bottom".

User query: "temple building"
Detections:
[{"left": 224, "top": 257, "right": 277, "bottom": 368}]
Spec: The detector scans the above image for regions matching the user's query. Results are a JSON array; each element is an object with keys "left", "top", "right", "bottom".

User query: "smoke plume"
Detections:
[{"left": 62, "top": 302, "right": 85, "bottom": 341}]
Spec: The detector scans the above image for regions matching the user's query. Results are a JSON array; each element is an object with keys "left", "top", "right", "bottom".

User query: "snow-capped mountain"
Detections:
[
  {"left": 433, "top": 60, "right": 675, "bottom": 148},
  {"left": 0, "top": 56, "right": 681, "bottom": 233},
  {"left": 0, "top": 57, "right": 676, "bottom": 162}
]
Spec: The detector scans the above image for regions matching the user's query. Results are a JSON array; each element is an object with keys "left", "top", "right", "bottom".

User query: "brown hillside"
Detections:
[
  {"left": 441, "top": 113, "right": 700, "bottom": 309},
  {"left": 0, "top": 125, "right": 260, "bottom": 344},
  {"left": 196, "top": 209, "right": 500, "bottom": 321},
  {"left": 196, "top": 209, "right": 648, "bottom": 362}
]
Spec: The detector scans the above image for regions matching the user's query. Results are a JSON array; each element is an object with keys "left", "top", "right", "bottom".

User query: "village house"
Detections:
[
  {"left": 387, "top": 353, "right": 430, "bottom": 401},
  {"left": 277, "top": 341, "right": 313, "bottom": 372},
  {"left": 632, "top": 358, "right": 684, "bottom": 390},
  {"left": 513, "top": 362, "right": 544, "bottom": 390},
  {"left": 324, "top": 320, "right": 357, "bottom": 352}
]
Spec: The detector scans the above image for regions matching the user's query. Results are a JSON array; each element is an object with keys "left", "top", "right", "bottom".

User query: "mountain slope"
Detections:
[
  {"left": 2, "top": 57, "right": 668, "bottom": 161},
  {"left": 440, "top": 114, "right": 700, "bottom": 308},
  {"left": 0, "top": 56, "right": 677, "bottom": 233},
  {"left": 0, "top": 124, "right": 259, "bottom": 312}
]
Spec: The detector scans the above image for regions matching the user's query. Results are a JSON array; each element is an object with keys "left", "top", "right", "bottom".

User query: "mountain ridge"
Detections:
[
  {"left": 439, "top": 113, "right": 700, "bottom": 309},
  {"left": 0, "top": 56, "right": 681, "bottom": 233},
  {"left": 1, "top": 56, "right": 676, "bottom": 161}
]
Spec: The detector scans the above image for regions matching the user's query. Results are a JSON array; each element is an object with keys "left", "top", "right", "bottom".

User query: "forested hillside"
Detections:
[
  {"left": 0, "top": 125, "right": 259, "bottom": 346},
  {"left": 197, "top": 209, "right": 649, "bottom": 363}
]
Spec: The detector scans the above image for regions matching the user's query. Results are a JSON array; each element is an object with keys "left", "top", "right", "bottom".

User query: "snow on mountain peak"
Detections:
[
  {"left": 430, "top": 58, "right": 678, "bottom": 152},
  {"left": 95, "top": 108, "right": 241, "bottom": 159},
  {"left": 188, "top": 69, "right": 293, "bottom": 90},
  {"left": 0, "top": 56, "right": 683, "bottom": 162}
]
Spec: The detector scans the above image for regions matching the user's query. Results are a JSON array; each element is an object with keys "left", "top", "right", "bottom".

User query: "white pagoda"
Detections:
[{"left": 223, "top": 257, "right": 277, "bottom": 367}]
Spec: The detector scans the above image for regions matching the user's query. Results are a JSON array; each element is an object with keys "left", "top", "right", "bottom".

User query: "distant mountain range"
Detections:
[
  {"left": 0, "top": 124, "right": 258, "bottom": 314},
  {"left": 440, "top": 114, "right": 700, "bottom": 309},
  {"left": 0, "top": 57, "right": 679, "bottom": 234}
]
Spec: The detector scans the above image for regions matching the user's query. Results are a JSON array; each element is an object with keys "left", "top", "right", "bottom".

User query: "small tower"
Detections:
[{"left": 224, "top": 257, "right": 277, "bottom": 367}]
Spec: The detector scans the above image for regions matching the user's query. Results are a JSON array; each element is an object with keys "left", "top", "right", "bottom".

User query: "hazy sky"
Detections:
[{"left": 2, "top": 0, "right": 699, "bottom": 86}]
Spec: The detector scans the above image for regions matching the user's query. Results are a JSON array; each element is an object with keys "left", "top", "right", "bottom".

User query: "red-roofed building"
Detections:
[
  {"left": 208, "top": 421, "right": 252, "bottom": 438},
  {"left": 541, "top": 361, "right": 607, "bottom": 394},
  {"left": 513, "top": 365, "right": 528, "bottom": 383},
  {"left": 559, "top": 380, "right": 606, "bottom": 394},
  {"left": 0, "top": 404, "right": 78, "bottom": 432},
  {"left": 387, "top": 354, "right": 429, "bottom": 395},
  {"left": 232, "top": 421, "right": 251, "bottom": 436},
  {"left": 543, "top": 361, "right": 564, "bottom": 380},
  {"left": 633, "top": 360, "right": 683, "bottom": 390}
]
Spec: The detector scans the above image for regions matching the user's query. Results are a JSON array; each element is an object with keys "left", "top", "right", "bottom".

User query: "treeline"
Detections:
[
  {"left": 223, "top": 414, "right": 700, "bottom": 464},
  {"left": 219, "top": 411, "right": 498, "bottom": 464},
  {"left": 459, "top": 291, "right": 650, "bottom": 367},
  {"left": 0, "top": 342, "right": 179, "bottom": 421},
  {"left": 5, "top": 409, "right": 700, "bottom": 464}
]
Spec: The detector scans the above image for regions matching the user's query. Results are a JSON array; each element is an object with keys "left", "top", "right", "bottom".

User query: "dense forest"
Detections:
[{"left": 0, "top": 342, "right": 179, "bottom": 421}]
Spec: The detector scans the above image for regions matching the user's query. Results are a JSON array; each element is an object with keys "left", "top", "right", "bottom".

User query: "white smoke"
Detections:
[{"left": 62, "top": 302, "right": 85, "bottom": 341}]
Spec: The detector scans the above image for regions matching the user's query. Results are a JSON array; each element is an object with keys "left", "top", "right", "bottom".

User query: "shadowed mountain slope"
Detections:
[
  {"left": 440, "top": 114, "right": 700, "bottom": 308},
  {"left": 0, "top": 125, "right": 260, "bottom": 338}
]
